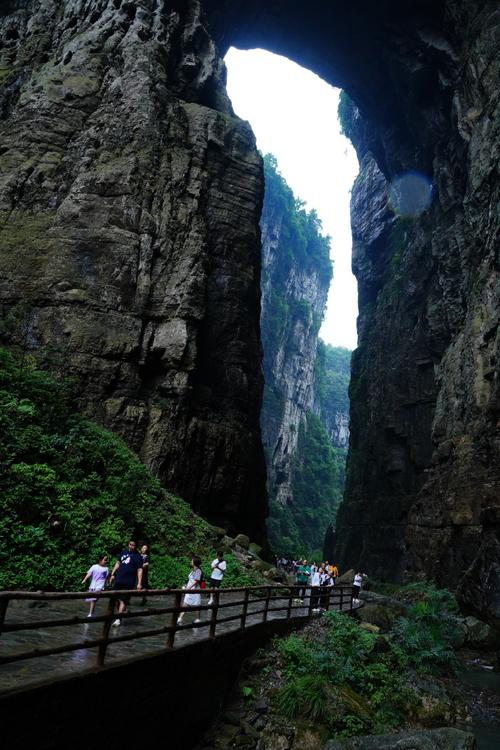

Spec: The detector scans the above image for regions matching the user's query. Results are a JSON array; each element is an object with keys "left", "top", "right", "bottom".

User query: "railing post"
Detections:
[
  {"left": 263, "top": 587, "right": 271, "bottom": 623},
  {"left": 240, "top": 589, "right": 250, "bottom": 629},
  {"left": 209, "top": 590, "right": 220, "bottom": 640},
  {"left": 97, "top": 595, "right": 115, "bottom": 667},
  {"left": 0, "top": 596, "right": 9, "bottom": 637},
  {"left": 167, "top": 591, "right": 182, "bottom": 649},
  {"left": 286, "top": 587, "right": 293, "bottom": 619},
  {"left": 340, "top": 586, "right": 344, "bottom": 611},
  {"left": 308, "top": 586, "right": 314, "bottom": 617}
]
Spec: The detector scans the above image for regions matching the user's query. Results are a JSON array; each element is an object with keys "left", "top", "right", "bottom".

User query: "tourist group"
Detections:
[
  {"left": 82, "top": 544, "right": 366, "bottom": 626},
  {"left": 82, "top": 541, "right": 226, "bottom": 626}
]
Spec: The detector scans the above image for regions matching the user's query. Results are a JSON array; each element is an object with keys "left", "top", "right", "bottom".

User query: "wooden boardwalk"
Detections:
[{"left": 0, "top": 585, "right": 360, "bottom": 695}]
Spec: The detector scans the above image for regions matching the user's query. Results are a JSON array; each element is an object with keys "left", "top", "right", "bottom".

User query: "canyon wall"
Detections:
[
  {"left": 260, "top": 155, "right": 331, "bottom": 509},
  {"left": 0, "top": 1, "right": 498, "bottom": 623},
  {"left": 259, "top": 155, "right": 347, "bottom": 557},
  {"left": 0, "top": 0, "right": 267, "bottom": 540}
]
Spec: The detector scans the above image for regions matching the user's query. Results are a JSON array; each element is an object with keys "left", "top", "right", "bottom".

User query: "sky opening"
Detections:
[{"left": 225, "top": 47, "right": 359, "bottom": 351}]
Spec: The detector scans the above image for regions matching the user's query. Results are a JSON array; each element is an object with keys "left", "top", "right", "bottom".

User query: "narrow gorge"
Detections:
[
  {"left": 0, "top": 0, "right": 498, "bottom": 633},
  {"left": 260, "top": 154, "right": 349, "bottom": 558}
]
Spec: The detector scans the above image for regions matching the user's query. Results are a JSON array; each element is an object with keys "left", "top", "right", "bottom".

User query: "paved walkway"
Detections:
[{"left": 0, "top": 591, "right": 358, "bottom": 694}]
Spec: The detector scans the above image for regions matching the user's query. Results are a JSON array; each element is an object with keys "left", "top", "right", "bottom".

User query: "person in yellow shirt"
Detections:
[{"left": 331, "top": 564, "right": 339, "bottom": 584}]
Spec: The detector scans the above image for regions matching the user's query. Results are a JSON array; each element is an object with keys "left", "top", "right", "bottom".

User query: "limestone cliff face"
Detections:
[
  {"left": 331, "top": 7, "right": 499, "bottom": 629},
  {"left": 260, "top": 158, "right": 330, "bottom": 509},
  {"left": 312, "top": 342, "right": 351, "bottom": 450},
  {"left": 1, "top": 0, "right": 499, "bottom": 623},
  {"left": 0, "top": 0, "right": 267, "bottom": 540}
]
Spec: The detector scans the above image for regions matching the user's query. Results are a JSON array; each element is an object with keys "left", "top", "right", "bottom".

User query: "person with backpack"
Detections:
[
  {"left": 208, "top": 551, "right": 226, "bottom": 606},
  {"left": 177, "top": 556, "right": 203, "bottom": 625}
]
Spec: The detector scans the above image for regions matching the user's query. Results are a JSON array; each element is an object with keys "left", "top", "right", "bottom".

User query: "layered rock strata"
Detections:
[
  {"left": 203, "top": 1, "right": 499, "bottom": 621},
  {"left": 0, "top": 0, "right": 267, "bottom": 540},
  {"left": 260, "top": 160, "right": 330, "bottom": 509},
  {"left": 0, "top": 0, "right": 498, "bottom": 623}
]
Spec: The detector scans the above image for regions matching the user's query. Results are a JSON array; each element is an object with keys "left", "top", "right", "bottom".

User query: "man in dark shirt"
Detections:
[{"left": 109, "top": 540, "right": 143, "bottom": 626}]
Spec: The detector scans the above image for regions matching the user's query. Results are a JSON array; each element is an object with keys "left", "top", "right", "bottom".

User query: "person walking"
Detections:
[
  {"left": 82, "top": 554, "right": 109, "bottom": 617},
  {"left": 208, "top": 551, "right": 226, "bottom": 606},
  {"left": 296, "top": 559, "right": 310, "bottom": 601},
  {"left": 109, "top": 540, "right": 143, "bottom": 626},
  {"left": 352, "top": 571, "right": 367, "bottom": 603},
  {"left": 140, "top": 543, "right": 150, "bottom": 605},
  {"left": 320, "top": 566, "right": 332, "bottom": 609},
  {"left": 177, "top": 556, "right": 203, "bottom": 625},
  {"left": 310, "top": 565, "right": 321, "bottom": 612}
]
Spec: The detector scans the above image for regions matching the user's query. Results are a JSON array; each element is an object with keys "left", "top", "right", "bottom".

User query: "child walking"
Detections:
[
  {"left": 82, "top": 554, "right": 109, "bottom": 617},
  {"left": 177, "top": 556, "right": 203, "bottom": 625}
]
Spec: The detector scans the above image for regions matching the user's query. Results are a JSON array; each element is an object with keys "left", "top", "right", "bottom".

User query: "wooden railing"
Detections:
[{"left": 0, "top": 584, "right": 355, "bottom": 670}]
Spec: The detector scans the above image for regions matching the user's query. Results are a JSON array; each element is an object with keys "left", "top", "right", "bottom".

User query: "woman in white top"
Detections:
[
  {"left": 310, "top": 566, "right": 321, "bottom": 611},
  {"left": 353, "top": 571, "right": 367, "bottom": 603},
  {"left": 177, "top": 556, "right": 202, "bottom": 625}
]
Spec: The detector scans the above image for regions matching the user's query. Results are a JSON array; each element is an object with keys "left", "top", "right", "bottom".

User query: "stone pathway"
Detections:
[{"left": 0, "top": 592, "right": 358, "bottom": 695}]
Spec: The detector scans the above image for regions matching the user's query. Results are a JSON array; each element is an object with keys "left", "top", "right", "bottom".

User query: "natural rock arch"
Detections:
[{"left": 0, "top": 1, "right": 498, "bottom": 622}]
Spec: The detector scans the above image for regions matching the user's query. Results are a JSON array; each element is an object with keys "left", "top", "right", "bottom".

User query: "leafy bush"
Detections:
[
  {"left": 273, "top": 598, "right": 458, "bottom": 737},
  {"left": 278, "top": 674, "right": 330, "bottom": 722},
  {"left": 392, "top": 587, "right": 460, "bottom": 675},
  {"left": 0, "top": 347, "right": 260, "bottom": 591}
]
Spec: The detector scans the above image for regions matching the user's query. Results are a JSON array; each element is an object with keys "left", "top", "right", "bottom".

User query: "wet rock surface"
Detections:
[
  {"left": 0, "top": 0, "right": 267, "bottom": 540},
  {"left": 324, "top": 728, "right": 476, "bottom": 750},
  {"left": 0, "top": 1, "right": 498, "bottom": 617}
]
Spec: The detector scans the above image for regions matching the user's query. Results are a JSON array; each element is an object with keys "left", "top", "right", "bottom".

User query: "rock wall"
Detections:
[
  {"left": 312, "top": 342, "right": 351, "bottom": 450},
  {"left": 0, "top": 0, "right": 267, "bottom": 540},
  {"left": 207, "top": 0, "right": 500, "bottom": 623},
  {"left": 260, "top": 157, "right": 331, "bottom": 509},
  {"left": 329, "top": 5, "right": 499, "bottom": 629},
  {"left": 1, "top": 0, "right": 498, "bottom": 622}
]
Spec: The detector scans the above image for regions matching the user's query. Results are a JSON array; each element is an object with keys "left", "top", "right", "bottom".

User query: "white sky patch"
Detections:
[{"left": 225, "top": 47, "right": 359, "bottom": 350}]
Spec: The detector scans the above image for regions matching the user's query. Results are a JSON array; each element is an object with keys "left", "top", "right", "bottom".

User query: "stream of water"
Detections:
[{"left": 460, "top": 663, "right": 500, "bottom": 750}]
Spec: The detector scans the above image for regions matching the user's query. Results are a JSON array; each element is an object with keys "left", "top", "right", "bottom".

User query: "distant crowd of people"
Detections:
[
  {"left": 82, "top": 543, "right": 366, "bottom": 625},
  {"left": 276, "top": 557, "right": 367, "bottom": 608}
]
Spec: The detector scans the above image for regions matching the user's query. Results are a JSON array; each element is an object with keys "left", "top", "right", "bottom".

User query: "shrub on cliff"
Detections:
[
  {"left": 0, "top": 347, "right": 258, "bottom": 591},
  {"left": 272, "top": 600, "right": 460, "bottom": 737}
]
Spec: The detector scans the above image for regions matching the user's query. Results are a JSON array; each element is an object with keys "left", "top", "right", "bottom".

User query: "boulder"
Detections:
[
  {"left": 323, "top": 727, "right": 476, "bottom": 749},
  {"left": 408, "top": 678, "right": 470, "bottom": 727},
  {"left": 249, "top": 543, "right": 263, "bottom": 557},
  {"left": 235, "top": 534, "right": 251, "bottom": 550},
  {"left": 292, "top": 728, "right": 324, "bottom": 750},
  {"left": 463, "top": 616, "right": 500, "bottom": 650},
  {"left": 359, "top": 621, "right": 381, "bottom": 634},
  {"left": 337, "top": 569, "right": 355, "bottom": 584},
  {"left": 251, "top": 559, "right": 274, "bottom": 572},
  {"left": 355, "top": 603, "right": 403, "bottom": 630},
  {"left": 208, "top": 524, "right": 227, "bottom": 540}
]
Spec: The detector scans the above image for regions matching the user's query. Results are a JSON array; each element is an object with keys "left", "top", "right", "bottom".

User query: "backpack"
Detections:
[{"left": 199, "top": 570, "right": 206, "bottom": 590}]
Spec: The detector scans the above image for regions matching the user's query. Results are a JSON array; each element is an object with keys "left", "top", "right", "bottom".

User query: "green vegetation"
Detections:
[
  {"left": 314, "top": 341, "right": 351, "bottom": 418},
  {"left": 0, "top": 346, "right": 260, "bottom": 591},
  {"left": 262, "top": 154, "right": 332, "bottom": 286},
  {"left": 261, "top": 154, "right": 350, "bottom": 559},
  {"left": 267, "top": 413, "right": 345, "bottom": 559},
  {"left": 271, "top": 587, "right": 461, "bottom": 737},
  {"left": 337, "top": 90, "right": 358, "bottom": 143}
]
